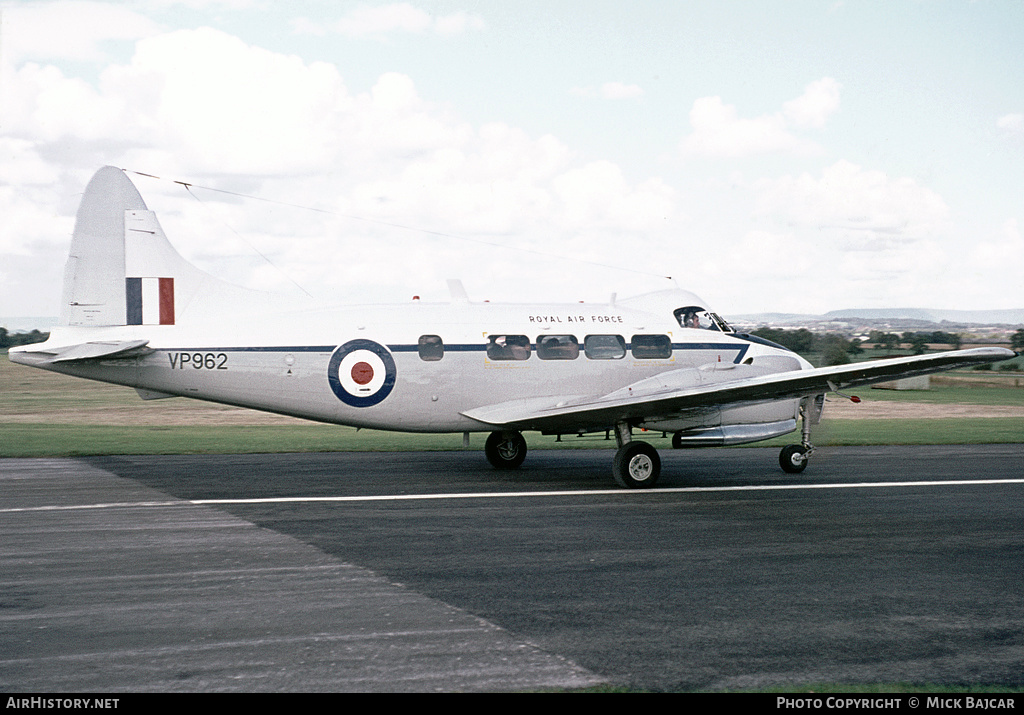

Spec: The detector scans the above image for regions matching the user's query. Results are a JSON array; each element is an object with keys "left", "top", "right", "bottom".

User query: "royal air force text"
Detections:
[{"left": 528, "top": 315, "right": 624, "bottom": 324}]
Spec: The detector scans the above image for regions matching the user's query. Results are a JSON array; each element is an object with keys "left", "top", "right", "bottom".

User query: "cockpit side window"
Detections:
[
  {"left": 674, "top": 306, "right": 732, "bottom": 332},
  {"left": 675, "top": 306, "right": 704, "bottom": 329}
]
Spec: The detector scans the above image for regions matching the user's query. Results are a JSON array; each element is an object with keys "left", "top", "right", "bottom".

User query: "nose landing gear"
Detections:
[
  {"left": 779, "top": 443, "right": 810, "bottom": 473},
  {"left": 778, "top": 395, "right": 821, "bottom": 474}
]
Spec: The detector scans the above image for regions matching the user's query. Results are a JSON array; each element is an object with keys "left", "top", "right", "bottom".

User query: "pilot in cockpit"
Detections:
[
  {"left": 675, "top": 305, "right": 731, "bottom": 332},
  {"left": 677, "top": 307, "right": 701, "bottom": 329}
]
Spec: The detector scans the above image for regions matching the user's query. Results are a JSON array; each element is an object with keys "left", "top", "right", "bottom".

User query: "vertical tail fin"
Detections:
[
  {"left": 61, "top": 166, "right": 146, "bottom": 326},
  {"left": 60, "top": 167, "right": 283, "bottom": 328}
]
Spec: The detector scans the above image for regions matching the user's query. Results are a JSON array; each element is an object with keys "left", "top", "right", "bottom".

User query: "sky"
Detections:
[{"left": 1, "top": 0, "right": 1022, "bottom": 324}]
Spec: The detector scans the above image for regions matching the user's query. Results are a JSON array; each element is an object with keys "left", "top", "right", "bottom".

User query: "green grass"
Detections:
[
  {"left": 826, "top": 346, "right": 1022, "bottom": 364},
  {"left": 0, "top": 423, "right": 623, "bottom": 457},
  {"left": 861, "top": 383, "right": 1024, "bottom": 406},
  {"left": 759, "top": 418, "right": 1024, "bottom": 447},
  {"left": 3, "top": 418, "right": 1024, "bottom": 458},
  {"left": 746, "top": 682, "right": 1022, "bottom": 694},
  {"left": 3, "top": 351, "right": 1023, "bottom": 458},
  {"left": 0, "top": 424, "right": 465, "bottom": 457}
]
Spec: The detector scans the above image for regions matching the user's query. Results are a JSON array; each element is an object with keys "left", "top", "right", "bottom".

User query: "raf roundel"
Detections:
[{"left": 327, "top": 339, "right": 397, "bottom": 407}]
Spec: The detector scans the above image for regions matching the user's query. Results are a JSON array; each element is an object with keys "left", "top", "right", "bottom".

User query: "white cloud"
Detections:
[
  {"left": 1, "top": 12, "right": 1011, "bottom": 319},
  {"left": 96, "top": 28, "right": 351, "bottom": 174},
  {"left": 680, "top": 78, "right": 840, "bottom": 158},
  {"left": 336, "top": 3, "right": 433, "bottom": 36},
  {"left": 965, "top": 219, "right": 1024, "bottom": 288},
  {"left": 997, "top": 113, "right": 1024, "bottom": 137},
  {"left": 735, "top": 230, "right": 814, "bottom": 275},
  {"left": 782, "top": 78, "right": 841, "bottom": 129},
  {"left": 432, "top": 11, "right": 487, "bottom": 36},
  {"left": 0, "top": 1, "right": 162, "bottom": 63},
  {"left": 0, "top": 139, "right": 53, "bottom": 185},
  {"left": 690, "top": 160, "right": 965, "bottom": 312},
  {"left": 753, "top": 160, "right": 950, "bottom": 243},
  {"left": 0, "top": 23, "right": 685, "bottom": 310},
  {"left": 571, "top": 82, "right": 645, "bottom": 100},
  {"left": 681, "top": 96, "right": 807, "bottom": 157},
  {"left": 551, "top": 161, "right": 674, "bottom": 232},
  {"left": 293, "top": 3, "right": 485, "bottom": 39}
]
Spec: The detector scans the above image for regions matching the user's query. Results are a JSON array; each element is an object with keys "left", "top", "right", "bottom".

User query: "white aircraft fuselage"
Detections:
[{"left": 23, "top": 289, "right": 805, "bottom": 437}]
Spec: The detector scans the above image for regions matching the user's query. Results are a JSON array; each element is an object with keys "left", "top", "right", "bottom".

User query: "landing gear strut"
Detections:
[
  {"left": 612, "top": 423, "right": 661, "bottom": 489},
  {"left": 485, "top": 430, "right": 527, "bottom": 470},
  {"left": 779, "top": 398, "right": 818, "bottom": 474}
]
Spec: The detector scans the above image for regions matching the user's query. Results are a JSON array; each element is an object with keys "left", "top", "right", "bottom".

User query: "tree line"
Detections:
[
  {"left": 750, "top": 327, "right": 1022, "bottom": 367},
  {"left": 0, "top": 328, "right": 50, "bottom": 349},
  {"left": 865, "top": 330, "right": 964, "bottom": 352},
  {"left": 749, "top": 328, "right": 860, "bottom": 366}
]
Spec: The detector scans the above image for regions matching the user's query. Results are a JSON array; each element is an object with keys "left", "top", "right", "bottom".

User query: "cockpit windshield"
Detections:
[{"left": 673, "top": 305, "right": 733, "bottom": 333}]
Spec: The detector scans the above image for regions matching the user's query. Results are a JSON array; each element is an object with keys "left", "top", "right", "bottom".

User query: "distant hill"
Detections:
[
  {"left": 731, "top": 308, "right": 1024, "bottom": 329},
  {"left": 730, "top": 312, "right": 820, "bottom": 325},
  {"left": 823, "top": 308, "right": 1024, "bottom": 325},
  {"left": 1, "top": 317, "right": 59, "bottom": 332}
]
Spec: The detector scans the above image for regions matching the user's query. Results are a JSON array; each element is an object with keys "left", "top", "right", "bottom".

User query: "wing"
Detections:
[{"left": 461, "top": 347, "right": 1015, "bottom": 433}]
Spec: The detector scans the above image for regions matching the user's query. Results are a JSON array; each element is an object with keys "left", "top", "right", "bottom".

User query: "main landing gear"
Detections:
[
  {"left": 484, "top": 426, "right": 662, "bottom": 489},
  {"left": 611, "top": 423, "right": 661, "bottom": 489},
  {"left": 484, "top": 430, "right": 528, "bottom": 470}
]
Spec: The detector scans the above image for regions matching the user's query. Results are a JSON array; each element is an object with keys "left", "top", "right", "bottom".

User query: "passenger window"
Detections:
[
  {"left": 487, "top": 335, "right": 531, "bottom": 361},
  {"left": 536, "top": 335, "right": 579, "bottom": 360},
  {"left": 584, "top": 334, "right": 626, "bottom": 360},
  {"left": 631, "top": 334, "right": 672, "bottom": 359},
  {"left": 418, "top": 335, "right": 444, "bottom": 361}
]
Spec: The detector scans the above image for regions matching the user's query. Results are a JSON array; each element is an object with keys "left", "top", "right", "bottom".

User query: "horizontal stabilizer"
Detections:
[{"left": 36, "top": 339, "right": 151, "bottom": 363}]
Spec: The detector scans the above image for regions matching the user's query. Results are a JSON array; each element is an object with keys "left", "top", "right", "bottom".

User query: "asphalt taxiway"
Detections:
[{"left": 3, "top": 445, "right": 1023, "bottom": 692}]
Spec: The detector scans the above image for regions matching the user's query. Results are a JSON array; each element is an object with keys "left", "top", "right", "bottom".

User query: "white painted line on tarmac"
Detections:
[{"left": 5, "top": 478, "right": 1024, "bottom": 513}]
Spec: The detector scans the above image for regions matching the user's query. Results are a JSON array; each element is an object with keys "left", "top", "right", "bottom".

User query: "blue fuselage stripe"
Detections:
[{"left": 157, "top": 342, "right": 749, "bottom": 362}]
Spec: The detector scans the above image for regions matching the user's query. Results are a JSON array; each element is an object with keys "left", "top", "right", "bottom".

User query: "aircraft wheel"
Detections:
[
  {"left": 613, "top": 441, "right": 661, "bottom": 489},
  {"left": 779, "top": 444, "right": 809, "bottom": 474},
  {"left": 485, "top": 431, "right": 527, "bottom": 470},
  {"left": 671, "top": 432, "right": 683, "bottom": 449}
]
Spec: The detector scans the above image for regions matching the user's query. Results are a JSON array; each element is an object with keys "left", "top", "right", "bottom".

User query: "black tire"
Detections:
[
  {"left": 485, "top": 431, "right": 527, "bottom": 470},
  {"left": 671, "top": 432, "right": 683, "bottom": 449},
  {"left": 779, "top": 444, "right": 809, "bottom": 473},
  {"left": 612, "top": 441, "right": 661, "bottom": 488}
]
